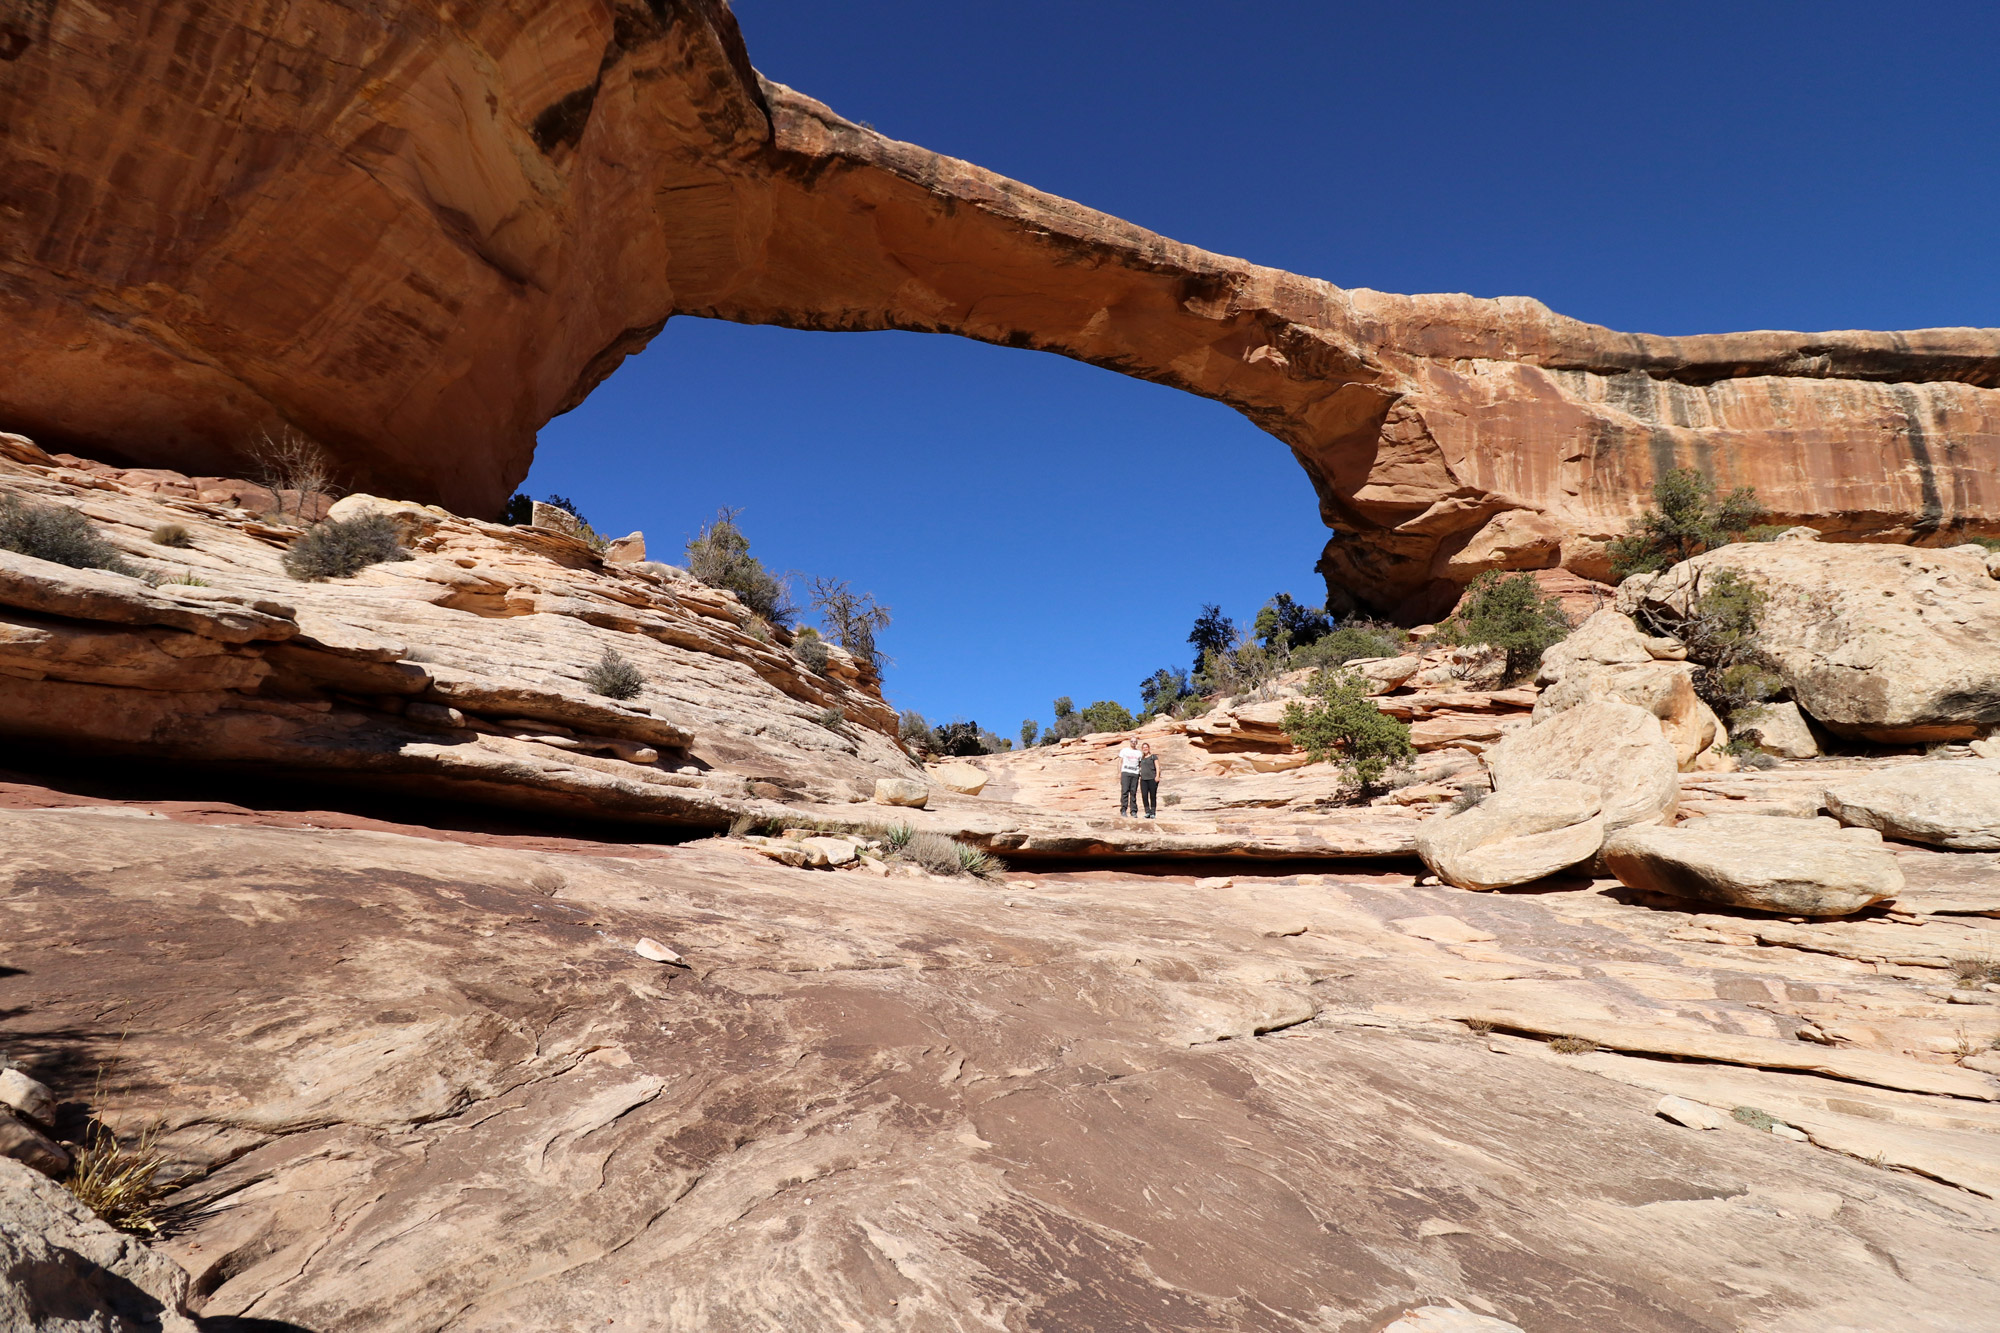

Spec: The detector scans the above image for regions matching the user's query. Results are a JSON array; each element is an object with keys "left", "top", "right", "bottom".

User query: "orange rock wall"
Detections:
[{"left": 3, "top": 0, "right": 1997, "bottom": 614}]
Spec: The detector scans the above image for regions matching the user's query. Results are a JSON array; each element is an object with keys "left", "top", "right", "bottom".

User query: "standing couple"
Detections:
[{"left": 1117, "top": 737, "right": 1161, "bottom": 818}]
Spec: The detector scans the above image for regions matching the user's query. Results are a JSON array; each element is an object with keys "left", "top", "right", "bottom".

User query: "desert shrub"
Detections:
[
  {"left": 882, "top": 823, "right": 916, "bottom": 851},
  {"left": 529, "top": 868, "right": 568, "bottom": 896},
  {"left": 149, "top": 523, "right": 192, "bottom": 548},
  {"left": 687, "top": 508, "right": 791, "bottom": 626},
  {"left": 1462, "top": 1018, "right": 1494, "bottom": 1034},
  {"left": 1446, "top": 786, "right": 1490, "bottom": 815},
  {"left": 816, "top": 706, "right": 846, "bottom": 729},
  {"left": 1019, "top": 719, "right": 1039, "bottom": 748},
  {"left": 790, "top": 626, "right": 830, "bottom": 675},
  {"left": 1950, "top": 958, "right": 2000, "bottom": 989},
  {"left": 1434, "top": 571, "right": 1572, "bottom": 683},
  {"left": 1252, "top": 592, "right": 1332, "bottom": 651},
  {"left": 1037, "top": 696, "right": 1139, "bottom": 743},
  {"left": 807, "top": 575, "right": 891, "bottom": 676},
  {"left": 1732, "top": 1106, "right": 1780, "bottom": 1131},
  {"left": 247, "top": 427, "right": 340, "bottom": 521},
  {"left": 586, "top": 647, "right": 645, "bottom": 700},
  {"left": 1162, "top": 793, "right": 1182, "bottom": 806},
  {"left": 1965, "top": 535, "right": 2000, "bottom": 552},
  {"left": 928, "top": 720, "right": 1008, "bottom": 756},
  {"left": 1549, "top": 1036, "right": 1599, "bottom": 1055},
  {"left": 1637, "top": 568, "right": 1783, "bottom": 724},
  {"left": 64, "top": 1124, "right": 177, "bottom": 1235},
  {"left": 899, "top": 830, "right": 1005, "bottom": 880},
  {"left": 282, "top": 512, "right": 404, "bottom": 581},
  {"left": 898, "top": 710, "right": 935, "bottom": 755},
  {"left": 159, "top": 570, "right": 210, "bottom": 587},
  {"left": 0, "top": 495, "right": 135, "bottom": 574},
  {"left": 1280, "top": 667, "right": 1415, "bottom": 789},
  {"left": 1292, "top": 621, "right": 1408, "bottom": 669},
  {"left": 1608, "top": 468, "right": 1775, "bottom": 580}
]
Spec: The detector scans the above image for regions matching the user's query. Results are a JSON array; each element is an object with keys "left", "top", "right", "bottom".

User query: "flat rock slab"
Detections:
[
  {"left": 1604, "top": 817, "right": 1903, "bottom": 916},
  {"left": 1824, "top": 759, "right": 2000, "bottom": 850}
]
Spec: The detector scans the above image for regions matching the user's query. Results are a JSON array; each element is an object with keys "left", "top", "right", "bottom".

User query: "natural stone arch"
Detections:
[{"left": 2, "top": 0, "right": 1996, "bottom": 613}]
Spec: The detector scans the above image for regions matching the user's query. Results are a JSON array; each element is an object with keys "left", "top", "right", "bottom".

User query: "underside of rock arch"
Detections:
[{"left": 3, "top": 0, "right": 1997, "bottom": 614}]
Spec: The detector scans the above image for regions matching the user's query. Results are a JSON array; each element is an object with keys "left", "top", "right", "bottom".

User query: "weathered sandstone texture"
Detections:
[
  {"left": 1824, "top": 758, "right": 2000, "bottom": 851},
  {"left": 0, "top": 1160, "right": 200, "bottom": 1333},
  {"left": 4, "top": 797, "right": 1999, "bottom": 1330},
  {"left": 3, "top": 1, "right": 1995, "bottom": 614},
  {"left": 1603, "top": 815, "right": 1903, "bottom": 917},
  {"left": 1619, "top": 539, "right": 2000, "bottom": 742}
]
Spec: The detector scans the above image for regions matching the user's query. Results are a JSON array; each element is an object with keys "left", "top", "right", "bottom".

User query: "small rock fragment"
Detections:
[
  {"left": 633, "top": 937, "right": 685, "bottom": 965},
  {"left": 0, "top": 1109, "right": 70, "bottom": 1178},
  {"left": 0, "top": 1069, "right": 56, "bottom": 1127},
  {"left": 1391, "top": 915, "right": 1497, "bottom": 945},
  {"left": 1654, "top": 1095, "right": 1727, "bottom": 1130}
]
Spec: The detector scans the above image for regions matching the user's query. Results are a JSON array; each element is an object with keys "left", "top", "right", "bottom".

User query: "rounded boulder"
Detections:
[
  {"left": 1484, "top": 699, "right": 1679, "bottom": 830},
  {"left": 1415, "top": 779, "right": 1606, "bottom": 891}
]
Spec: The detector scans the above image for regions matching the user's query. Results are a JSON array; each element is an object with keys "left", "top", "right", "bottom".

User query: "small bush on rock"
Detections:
[
  {"left": 899, "top": 830, "right": 1005, "bottom": 880},
  {"left": 0, "top": 495, "right": 135, "bottom": 574},
  {"left": 282, "top": 513, "right": 404, "bottom": 581},
  {"left": 149, "top": 523, "right": 192, "bottom": 548},
  {"left": 898, "top": 710, "right": 936, "bottom": 756},
  {"left": 687, "top": 508, "right": 791, "bottom": 626},
  {"left": 1639, "top": 567, "right": 1784, "bottom": 725},
  {"left": 1292, "top": 621, "right": 1408, "bottom": 669},
  {"left": 807, "top": 576, "right": 891, "bottom": 676},
  {"left": 1252, "top": 592, "right": 1332, "bottom": 651},
  {"left": 790, "top": 626, "right": 830, "bottom": 674},
  {"left": 1434, "top": 571, "right": 1572, "bottom": 683},
  {"left": 1280, "top": 667, "right": 1415, "bottom": 789},
  {"left": 65, "top": 1124, "right": 177, "bottom": 1235},
  {"left": 586, "top": 647, "right": 646, "bottom": 700},
  {"left": 1609, "top": 468, "right": 1775, "bottom": 580}
]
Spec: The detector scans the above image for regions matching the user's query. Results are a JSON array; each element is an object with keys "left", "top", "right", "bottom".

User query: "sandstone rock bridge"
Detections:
[{"left": 5, "top": 0, "right": 1997, "bottom": 614}]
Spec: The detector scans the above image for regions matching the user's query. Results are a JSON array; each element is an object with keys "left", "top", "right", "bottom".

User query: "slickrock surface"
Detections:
[
  {"left": 4, "top": 798, "right": 2000, "bottom": 1331},
  {"left": 0, "top": 437, "right": 912, "bottom": 825},
  {"left": 4, "top": 2, "right": 1995, "bottom": 613}
]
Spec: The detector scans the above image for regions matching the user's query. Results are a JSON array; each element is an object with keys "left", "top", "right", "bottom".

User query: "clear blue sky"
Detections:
[{"left": 527, "top": 1, "right": 1998, "bottom": 737}]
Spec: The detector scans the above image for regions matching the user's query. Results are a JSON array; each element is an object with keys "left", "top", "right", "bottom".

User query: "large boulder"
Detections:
[
  {"left": 1485, "top": 700, "right": 1680, "bottom": 831},
  {"left": 1536, "top": 609, "right": 1676, "bottom": 683},
  {"left": 1823, "top": 759, "right": 2000, "bottom": 850},
  {"left": 873, "top": 777, "right": 930, "bottom": 809},
  {"left": 1618, "top": 540, "right": 2000, "bottom": 742},
  {"left": 932, "top": 762, "right": 989, "bottom": 796},
  {"left": 1603, "top": 816, "right": 1903, "bottom": 916},
  {"left": 1415, "top": 780, "right": 1606, "bottom": 890},
  {"left": 0, "top": 1158, "right": 201, "bottom": 1332},
  {"left": 1533, "top": 660, "right": 1722, "bottom": 770}
]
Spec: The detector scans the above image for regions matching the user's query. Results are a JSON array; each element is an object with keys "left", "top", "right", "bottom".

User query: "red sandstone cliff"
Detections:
[{"left": 3, "top": 0, "right": 1996, "bottom": 614}]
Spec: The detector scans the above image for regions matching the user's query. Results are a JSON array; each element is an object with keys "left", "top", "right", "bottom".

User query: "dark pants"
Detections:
[
  {"left": 1120, "top": 771, "right": 1139, "bottom": 815},
  {"left": 1140, "top": 778, "right": 1159, "bottom": 817}
]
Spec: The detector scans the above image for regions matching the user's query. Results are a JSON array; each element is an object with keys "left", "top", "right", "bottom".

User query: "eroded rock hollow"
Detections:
[{"left": 4, "top": 0, "right": 1998, "bottom": 615}]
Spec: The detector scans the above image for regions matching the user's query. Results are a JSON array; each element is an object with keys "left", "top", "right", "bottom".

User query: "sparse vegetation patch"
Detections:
[
  {"left": 0, "top": 495, "right": 135, "bottom": 574},
  {"left": 281, "top": 512, "right": 404, "bottom": 581},
  {"left": 64, "top": 1123, "right": 178, "bottom": 1235},
  {"left": 1280, "top": 667, "right": 1415, "bottom": 789},
  {"left": 585, "top": 647, "right": 646, "bottom": 700},
  {"left": 1434, "top": 571, "right": 1572, "bottom": 683}
]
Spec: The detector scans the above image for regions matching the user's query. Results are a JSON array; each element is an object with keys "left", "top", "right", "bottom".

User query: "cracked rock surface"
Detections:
[{"left": 4, "top": 796, "right": 1998, "bottom": 1332}]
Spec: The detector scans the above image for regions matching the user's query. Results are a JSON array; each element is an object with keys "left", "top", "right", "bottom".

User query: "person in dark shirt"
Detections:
[{"left": 1137, "top": 742, "right": 1160, "bottom": 819}]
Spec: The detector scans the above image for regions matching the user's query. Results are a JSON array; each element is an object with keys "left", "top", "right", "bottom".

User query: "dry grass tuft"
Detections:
[
  {"left": 1548, "top": 1035, "right": 1599, "bottom": 1055},
  {"left": 1462, "top": 1018, "right": 1494, "bottom": 1034},
  {"left": 65, "top": 1123, "right": 179, "bottom": 1235},
  {"left": 149, "top": 523, "right": 192, "bottom": 548}
]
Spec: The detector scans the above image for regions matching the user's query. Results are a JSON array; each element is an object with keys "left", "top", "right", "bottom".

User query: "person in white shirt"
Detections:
[{"left": 1116, "top": 737, "right": 1144, "bottom": 816}]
